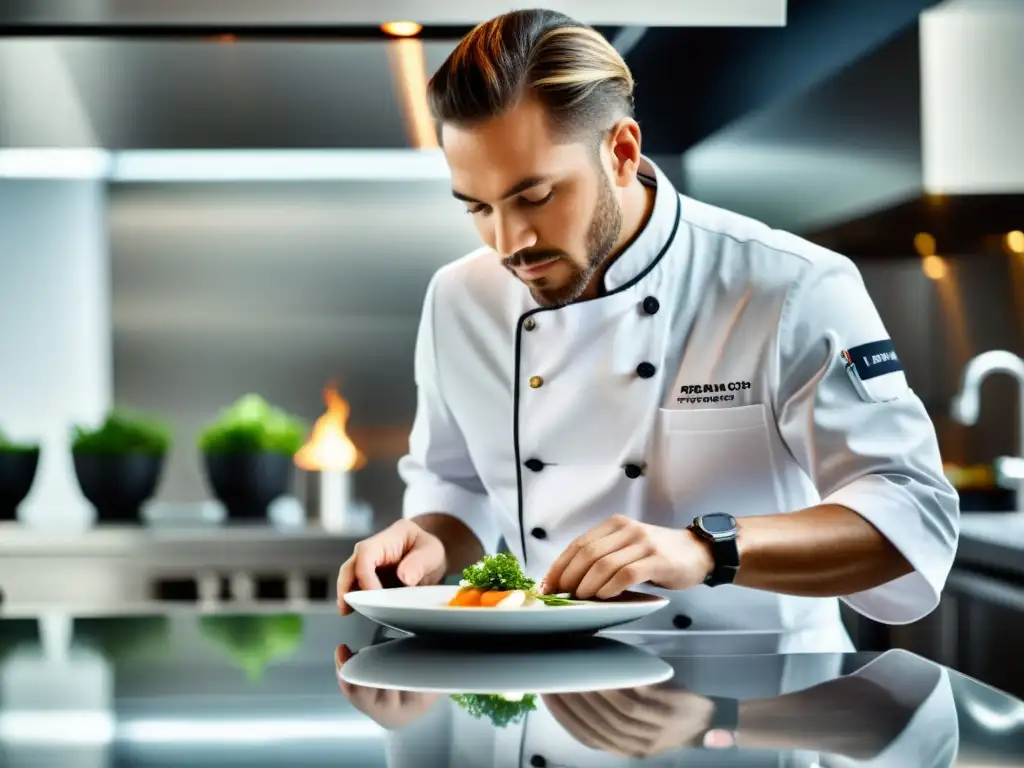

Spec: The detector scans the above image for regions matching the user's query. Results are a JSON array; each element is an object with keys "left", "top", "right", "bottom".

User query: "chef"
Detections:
[{"left": 336, "top": 8, "right": 960, "bottom": 652}]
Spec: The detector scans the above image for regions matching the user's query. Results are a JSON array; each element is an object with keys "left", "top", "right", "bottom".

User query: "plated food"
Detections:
[{"left": 447, "top": 553, "right": 590, "bottom": 609}]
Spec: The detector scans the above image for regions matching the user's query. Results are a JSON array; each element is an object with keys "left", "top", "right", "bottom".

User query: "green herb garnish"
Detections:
[
  {"left": 460, "top": 552, "right": 535, "bottom": 591},
  {"left": 459, "top": 553, "right": 590, "bottom": 605},
  {"left": 450, "top": 693, "right": 537, "bottom": 727}
]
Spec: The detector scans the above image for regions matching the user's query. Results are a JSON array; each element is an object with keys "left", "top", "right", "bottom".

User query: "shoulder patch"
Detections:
[{"left": 842, "top": 340, "right": 907, "bottom": 402}]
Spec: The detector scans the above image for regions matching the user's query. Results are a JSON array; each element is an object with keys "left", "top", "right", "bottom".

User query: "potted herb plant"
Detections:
[
  {"left": 72, "top": 408, "right": 172, "bottom": 524},
  {"left": 0, "top": 428, "right": 41, "bottom": 521},
  {"left": 198, "top": 394, "right": 307, "bottom": 521}
]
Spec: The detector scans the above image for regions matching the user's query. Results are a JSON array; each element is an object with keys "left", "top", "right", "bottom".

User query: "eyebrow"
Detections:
[{"left": 451, "top": 175, "right": 551, "bottom": 205}]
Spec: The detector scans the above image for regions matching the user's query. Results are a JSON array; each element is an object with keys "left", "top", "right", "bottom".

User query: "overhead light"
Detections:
[
  {"left": 1007, "top": 230, "right": 1024, "bottom": 255},
  {"left": 914, "top": 232, "right": 936, "bottom": 257},
  {"left": 0, "top": 148, "right": 450, "bottom": 182},
  {"left": 381, "top": 21, "right": 423, "bottom": 37},
  {"left": 922, "top": 254, "right": 947, "bottom": 280}
]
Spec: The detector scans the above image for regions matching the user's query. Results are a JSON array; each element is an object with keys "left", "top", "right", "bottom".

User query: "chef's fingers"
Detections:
[
  {"left": 595, "top": 555, "right": 662, "bottom": 600},
  {"left": 353, "top": 538, "right": 386, "bottom": 592},
  {"left": 583, "top": 689, "right": 664, "bottom": 736},
  {"left": 545, "top": 694, "right": 647, "bottom": 757},
  {"left": 542, "top": 516, "right": 629, "bottom": 593},
  {"left": 574, "top": 542, "right": 649, "bottom": 599},
  {"left": 335, "top": 644, "right": 355, "bottom": 696},
  {"left": 597, "top": 687, "right": 674, "bottom": 720},
  {"left": 555, "top": 527, "right": 637, "bottom": 596},
  {"left": 396, "top": 539, "right": 442, "bottom": 586},
  {"left": 560, "top": 693, "right": 654, "bottom": 754},
  {"left": 336, "top": 556, "right": 357, "bottom": 614}
]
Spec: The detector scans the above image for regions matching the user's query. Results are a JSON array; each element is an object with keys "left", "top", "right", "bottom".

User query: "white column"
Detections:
[
  {"left": 0, "top": 180, "right": 111, "bottom": 529},
  {"left": 921, "top": 0, "right": 1024, "bottom": 194}
]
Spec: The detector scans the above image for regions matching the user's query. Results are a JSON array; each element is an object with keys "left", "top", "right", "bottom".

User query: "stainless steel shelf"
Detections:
[{"left": 0, "top": 520, "right": 370, "bottom": 611}]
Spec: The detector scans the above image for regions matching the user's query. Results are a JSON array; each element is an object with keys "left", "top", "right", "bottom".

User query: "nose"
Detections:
[{"left": 492, "top": 212, "right": 536, "bottom": 258}]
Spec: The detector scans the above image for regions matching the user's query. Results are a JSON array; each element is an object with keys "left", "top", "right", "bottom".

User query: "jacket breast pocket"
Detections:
[{"left": 656, "top": 404, "right": 783, "bottom": 519}]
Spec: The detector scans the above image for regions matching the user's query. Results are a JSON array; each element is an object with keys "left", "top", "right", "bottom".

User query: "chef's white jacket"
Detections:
[{"left": 398, "top": 155, "right": 960, "bottom": 649}]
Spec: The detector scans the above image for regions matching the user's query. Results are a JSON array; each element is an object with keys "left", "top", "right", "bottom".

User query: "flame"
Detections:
[{"left": 294, "top": 386, "right": 365, "bottom": 472}]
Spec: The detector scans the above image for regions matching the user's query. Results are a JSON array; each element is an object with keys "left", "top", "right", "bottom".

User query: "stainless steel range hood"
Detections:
[
  {"left": 681, "top": 0, "right": 1024, "bottom": 256},
  {"left": 0, "top": 0, "right": 786, "bottom": 28}
]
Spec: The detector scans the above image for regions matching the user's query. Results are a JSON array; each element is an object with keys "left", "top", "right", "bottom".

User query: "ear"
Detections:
[{"left": 606, "top": 118, "right": 642, "bottom": 189}]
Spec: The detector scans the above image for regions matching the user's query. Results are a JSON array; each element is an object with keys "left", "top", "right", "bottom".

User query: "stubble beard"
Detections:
[{"left": 529, "top": 176, "right": 622, "bottom": 308}]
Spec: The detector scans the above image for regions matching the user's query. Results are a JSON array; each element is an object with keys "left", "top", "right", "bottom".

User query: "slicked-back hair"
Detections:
[{"left": 427, "top": 9, "right": 635, "bottom": 144}]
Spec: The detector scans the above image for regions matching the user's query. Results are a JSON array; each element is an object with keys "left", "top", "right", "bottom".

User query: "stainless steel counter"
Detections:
[
  {"left": 0, "top": 608, "right": 1022, "bottom": 766},
  {"left": 957, "top": 511, "right": 1024, "bottom": 577}
]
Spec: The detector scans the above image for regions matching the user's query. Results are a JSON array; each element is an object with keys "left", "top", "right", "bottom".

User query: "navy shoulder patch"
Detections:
[{"left": 843, "top": 339, "right": 902, "bottom": 381}]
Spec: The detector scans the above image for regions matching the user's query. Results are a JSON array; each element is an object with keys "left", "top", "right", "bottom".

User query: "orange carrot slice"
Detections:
[
  {"left": 479, "top": 590, "right": 514, "bottom": 607},
  {"left": 449, "top": 587, "right": 484, "bottom": 607}
]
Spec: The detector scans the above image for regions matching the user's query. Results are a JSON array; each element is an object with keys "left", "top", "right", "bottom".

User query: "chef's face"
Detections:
[{"left": 442, "top": 97, "right": 624, "bottom": 307}]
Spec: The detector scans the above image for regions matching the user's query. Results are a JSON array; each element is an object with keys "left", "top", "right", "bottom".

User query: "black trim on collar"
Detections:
[{"left": 510, "top": 192, "right": 683, "bottom": 565}]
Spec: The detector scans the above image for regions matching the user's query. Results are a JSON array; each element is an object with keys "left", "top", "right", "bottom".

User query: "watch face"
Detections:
[{"left": 700, "top": 514, "right": 737, "bottom": 534}]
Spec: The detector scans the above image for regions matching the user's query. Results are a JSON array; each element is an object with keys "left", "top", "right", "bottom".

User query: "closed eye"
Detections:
[{"left": 519, "top": 190, "right": 554, "bottom": 208}]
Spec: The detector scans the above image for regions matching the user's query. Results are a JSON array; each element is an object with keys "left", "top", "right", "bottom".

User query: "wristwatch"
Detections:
[
  {"left": 689, "top": 513, "right": 740, "bottom": 587},
  {"left": 700, "top": 696, "right": 739, "bottom": 748}
]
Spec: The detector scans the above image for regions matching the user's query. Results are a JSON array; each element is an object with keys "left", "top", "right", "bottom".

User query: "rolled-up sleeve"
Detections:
[
  {"left": 396, "top": 272, "right": 502, "bottom": 555},
  {"left": 775, "top": 262, "right": 960, "bottom": 625}
]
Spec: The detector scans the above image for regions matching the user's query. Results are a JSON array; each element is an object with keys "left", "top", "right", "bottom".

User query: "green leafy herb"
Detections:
[
  {"left": 72, "top": 409, "right": 172, "bottom": 456},
  {"left": 450, "top": 693, "right": 537, "bottom": 727},
  {"left": 197, "top": 394, "right": 307, "bottom": 456},
  {"left": 0, "top": 428, "right": 39, "bottom": 455},
  {"left": 460, "top": 552, "right": 535, "bottom": 591}
]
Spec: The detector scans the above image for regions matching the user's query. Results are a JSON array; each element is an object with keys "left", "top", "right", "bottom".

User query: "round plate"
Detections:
[
  {"left": 340, "top": 635, "right": 675, "bottom": 694},
  {"left": 343, "top": 585, "right": 669, "bottom": 637}
]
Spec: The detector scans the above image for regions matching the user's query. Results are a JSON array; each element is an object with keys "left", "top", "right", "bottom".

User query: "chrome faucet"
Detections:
[{"left": 951, "top": 350, "right": 1024, "bottom": 508}]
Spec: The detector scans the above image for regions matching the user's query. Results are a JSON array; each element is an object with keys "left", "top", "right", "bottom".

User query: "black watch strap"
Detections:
[
  {"left": 705, "top": 537, "right": 740, "bottom": 587},
  {"left": 701, "top": 696, "right": 739, "bottom": 747}
]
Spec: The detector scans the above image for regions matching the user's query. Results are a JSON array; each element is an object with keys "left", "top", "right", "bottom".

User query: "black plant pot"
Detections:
[
  {"left": 73, "top": 452, "right": 165, "bottom": 524},
  {"left": 203, "top": 452, "right": 293, "bottom": 521},
  {"left": 0, "top": 450, "right": 40, "bottom": 521}
]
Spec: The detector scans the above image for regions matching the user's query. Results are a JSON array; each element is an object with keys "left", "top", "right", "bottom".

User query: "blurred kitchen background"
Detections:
[{"left": 1, "top": 0, "right": 1023, "bottom": 689}]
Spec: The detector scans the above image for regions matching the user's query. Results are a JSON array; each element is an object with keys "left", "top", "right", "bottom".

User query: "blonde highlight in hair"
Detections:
[{"left": 428, "top": 9, "right": 635, "bottom": 142}]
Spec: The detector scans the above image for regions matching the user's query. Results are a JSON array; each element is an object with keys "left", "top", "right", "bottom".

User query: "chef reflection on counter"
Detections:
[{"left": 336, "top": 636, "right": 958, "bottom": 767}]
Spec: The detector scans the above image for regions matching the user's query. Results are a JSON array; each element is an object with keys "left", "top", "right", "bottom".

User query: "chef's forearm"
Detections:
[
  {"left": 731, "top": 504, "right": 913, "bottom": 596},
  {"left": 733, "top": 677, "right": 909, "bottom": 758},
  {"left": 410, "top": 512, "right": 485, "bottom": 575}
]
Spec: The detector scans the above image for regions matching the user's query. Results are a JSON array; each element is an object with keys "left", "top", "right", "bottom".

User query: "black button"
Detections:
[
  {"left": 531, "top": 527, "right": 547, "bottom": 539},
  {"left": 530, "top": 756, "right": 547, "bottom": 768},
  {"left": 642, "top": 296, "right": 660, "bottom": 315},
  {"left": 673, "top": 614, "right": 693, "bottom": 629},
  {"left": 524, "top": 458, "right": 545, "bottom": 472},
  {"left": 636, "top": 362, "right": 656, "bottom": 379},
  {"left": 623, "top": 463, "right": 643, "bottom": 479}
]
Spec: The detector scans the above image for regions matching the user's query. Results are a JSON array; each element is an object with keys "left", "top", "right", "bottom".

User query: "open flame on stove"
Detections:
[{"left": 294, "top": 385, "right": 365, "bottom": 473}]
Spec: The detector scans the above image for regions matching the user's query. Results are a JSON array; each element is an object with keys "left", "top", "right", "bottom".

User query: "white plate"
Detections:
[
  {"left": 343, "top": 585, "right": 669, "bottom": 636},
  {"left": 340, "top": 635, "right": 675, "bottom": 694}
]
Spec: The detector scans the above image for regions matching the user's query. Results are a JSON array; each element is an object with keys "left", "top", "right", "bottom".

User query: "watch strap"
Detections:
[{"left": 701, "top": 696, "right": 739, "bottom": 748}]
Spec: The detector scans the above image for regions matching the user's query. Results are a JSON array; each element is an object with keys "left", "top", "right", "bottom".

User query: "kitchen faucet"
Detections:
[{"left": 951, "top": 350, "right": 1024, "bottom": 509}]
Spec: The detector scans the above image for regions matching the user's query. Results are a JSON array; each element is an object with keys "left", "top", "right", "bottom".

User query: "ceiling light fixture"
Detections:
[{"left": 381, "top": 21, "right": 423, "bottom": 38}]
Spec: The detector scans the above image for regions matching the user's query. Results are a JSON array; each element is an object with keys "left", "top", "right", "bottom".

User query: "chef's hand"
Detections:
[
  {"left": 335, "top": 645, "right": 442, "bottom": 730},
  {"left": 542, "top": 515, "right": 713, "bottom": 599},
  {"left": 337, "top": 519, "right": 447, "bottom": 614},
  {"left": 544, "top": 685, "right": 730, "bottom": 758}
]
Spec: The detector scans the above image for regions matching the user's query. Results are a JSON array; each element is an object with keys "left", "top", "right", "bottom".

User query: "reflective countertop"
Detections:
[{"left": 0, "top": 607, "right": 1021, "bottom": 767}]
